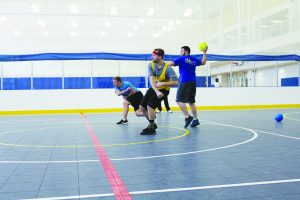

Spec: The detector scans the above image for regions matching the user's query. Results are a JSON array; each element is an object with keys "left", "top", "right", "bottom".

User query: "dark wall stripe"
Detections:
[{"left": 1, "top": 76, "right": 214, "bottom": 90}]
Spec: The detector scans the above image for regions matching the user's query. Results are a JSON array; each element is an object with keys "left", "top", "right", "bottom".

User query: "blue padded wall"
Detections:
[
  {"left": 64, "top": 77, "right": 91, "bottom": 89},
  {"left": 3, "top": 78, "right": 31, "bottom": 90},
  {"left": 281, "top": 77, "right": 299, "bottom": 86},
  {"left": 33, "top": 78, "right": 63, "bottom": 89}
]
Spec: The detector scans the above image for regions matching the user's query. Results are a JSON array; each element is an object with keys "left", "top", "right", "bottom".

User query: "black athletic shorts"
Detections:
[
  {"left": 176, "top": 81, "right": 196, "bottom": 103},
  {"left": 126, "top": 91, "right": 143, "bottom": 111},
  {"left": 140, "top": 88, "right": 169, "bottom": 110}
]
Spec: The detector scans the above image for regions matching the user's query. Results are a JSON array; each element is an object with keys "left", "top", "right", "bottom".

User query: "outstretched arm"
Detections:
[
  {"left": 115, "top": 88, "right": 131, "bottom": 96},
  {"left": 201, "top": 46, "right": 208, "bottom": 65},
  {"left": 155, "top": 80, "right": 178, "bottom": 88},
  {"left": 168, "top": 61, "right": 175, "bottom": 66}
]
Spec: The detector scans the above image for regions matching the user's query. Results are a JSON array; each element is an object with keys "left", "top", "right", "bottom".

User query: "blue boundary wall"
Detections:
[
  {"left": 0, "top": 76, "right": 211, "bottom": 90},
  {"left": 0, "top": 52, "right": 299, "bottom": 62},
  {"left": 0, "top": 52, "right": 298, "bottom": 90},
  {"left": 281, "top": 77, "right": 299, "bottom": 86}
]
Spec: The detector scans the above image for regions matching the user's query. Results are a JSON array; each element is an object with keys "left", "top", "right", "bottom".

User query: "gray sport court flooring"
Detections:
[{"left": 0, "top": 109, "right": 299, "bottom": 200}]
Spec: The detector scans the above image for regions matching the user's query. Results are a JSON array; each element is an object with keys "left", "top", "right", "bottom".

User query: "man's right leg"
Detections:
[
  {"left": 177, "top": 101, "right": 193, "bottom": 128},
  {"left": 177, "top": 102, "right": 189, "bottom": 118},
  {"left": 189, "top": 103, "right": 198, "bottom": 120},
  {"left": 147, "top": 105, "right": 156, "bottom": 121},
  {"left": 189, "top": 103, "right": 200, "bottom": 127},
  {"left": 123, "top": 100, "right": 129, "bottom": 120},
  {"left": 176, "top": 83, "right": 193, "bottom": 128},
  {"left": 140, "top": 90, "right": 161, "bottom": 135},
  {"left": 117, "top": 100, "right": 129, "bottom": 125},
  {"left": 139, "top": 105, "right": 148, "bottom": 118}
]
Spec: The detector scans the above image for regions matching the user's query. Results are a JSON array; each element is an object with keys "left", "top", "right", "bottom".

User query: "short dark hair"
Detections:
[
  {"left": 215, "top": 78, "right": 219, "bottom": 82},
  {"left": 181, "top": 46, "right": 191, "bottom": 54},
  {"left": 113, "top": 76, "right": 122, "bottom": 82},
  {"left": 153, "top": 48, "right": 165, "bottom": 57}
]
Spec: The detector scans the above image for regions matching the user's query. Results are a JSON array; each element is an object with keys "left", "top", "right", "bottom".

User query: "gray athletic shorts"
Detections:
[{"left": 176, "top": 81, "right": 196, "bottom": 103}]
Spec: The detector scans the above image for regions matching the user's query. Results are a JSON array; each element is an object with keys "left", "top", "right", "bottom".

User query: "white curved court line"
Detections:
[
  {"left": 0, "top": 120, "right": 258, "bottom": 164},
  {"left": 21, "top": 178, "right": 300, "bottom": 200},
  {"left": 284, "top": 112, "right": 300, "bottom": 122},
  {"left": 112, "top": 121, "right": 258, "bottom": 161}
]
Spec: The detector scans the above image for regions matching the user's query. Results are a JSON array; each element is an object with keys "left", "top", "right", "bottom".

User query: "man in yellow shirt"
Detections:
[{"left": 139, "top": 48, "right": 178, "bottom": 135}]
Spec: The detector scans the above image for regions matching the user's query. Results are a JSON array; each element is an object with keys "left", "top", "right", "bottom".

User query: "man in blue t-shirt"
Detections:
[
  {"left": 113, "top": 76, "right": 144, "bottom": 125},
  {"left": 169, "top": 45, "right": 208, "bottom": 128}
]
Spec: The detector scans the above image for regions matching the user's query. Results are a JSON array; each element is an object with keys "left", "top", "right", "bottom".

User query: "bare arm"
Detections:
[
  {"left": 155, "top": 80, "right": 178, "bottom": 88},
  {"left": 168, "top": 61, "right": 175, "bottom": 66},
  {"left": 201, "top": 47, "right": 208, "bottom": 65},
  {"left": 150, "top": 76, "right": 160, "bottom": 93},
  {"left": 115, "top": 88, "right": 130, "bottom": 96}
]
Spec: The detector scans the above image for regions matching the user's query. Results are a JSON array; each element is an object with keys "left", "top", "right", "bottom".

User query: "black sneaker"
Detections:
[
  {"left": 117, "top": 119, "right": 128, "bottom": 125},
  {"left": 153, "top": 122, "right": 157, "bottom": 129},
  {"left": 184, "top": 115, "right": 193, "bottom": 128},
  {"left": 190, "top": 119, "right": 200, "bottom": 127},
  {"left": 140, "top": 124, "right": 156, "bottom": 135}
]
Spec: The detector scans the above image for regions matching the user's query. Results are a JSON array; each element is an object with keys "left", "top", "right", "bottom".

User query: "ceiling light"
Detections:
[
  {"left": 261, "top": 25, "right": 268, "bottom": 28},
  {"left": 37, "top": 19, "right": 46, "bottom": 27},
  {"left": 271, "top": 20, "right": 282, "bottom": 23},
  {"left": 128, "top": 32, "right": 133, "bottom": 37},
  {"left": 168, "top": 21, "right": 174, "bottom": 26},
  {"left": 70, "top": 5, "right": 79, "bottom": 14},
  {"left": 162, "top": 26, "right": 167, "bottom": 31},
  {"left": 175, "top": 20, "right": 181, "bottom": 25},
  {"left": 71, "top": 21, "right": 78, "bottom": 28},
  {"left": 133, "top": 25, "right": 139, "bottom": 30},
  {"left": 70, "top": 31, "right": 77, "bottom": 37},
  {"left": 100, "top": 32, "right": 106, "bottom": 37},
  {"left": 13, "top": 31, "right": 20, "bottom": 37},
  {"left": 105, "top": 21, "right": 111, "bottom": 28},
  {"left": 147, "top": 8, "right": 155, "bottom": 16},
  {"left": 31, "top": 4, "right": 39, "bottom": 13},
  {"left": 139, "top": 18, "right": 145, "bottom": 24},
  {"left": 110, "top": 6, "right": 117, "bottom": 15},
  {"left": 0, "top": 16, "right": 7, "bottom": 22},
  {"left": 153, "top": 33, "right": 160, "bottom": 38},
  {"left": 184, "top": 8, "right": 193, "bottom": 17},
  {"left": 43, "top": 31, "right": 49, "bottom": 37}
]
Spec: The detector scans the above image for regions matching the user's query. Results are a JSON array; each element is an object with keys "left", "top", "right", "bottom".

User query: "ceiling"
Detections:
[{"left": 0, "top": 0, "right": 298, "bottom": 54}]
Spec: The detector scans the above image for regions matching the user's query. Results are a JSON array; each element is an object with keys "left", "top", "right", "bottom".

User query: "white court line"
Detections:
[
  {"left": 112, "top": 121, "right": 258, "bottom": 161},
  {"left": 202, "top": 119, "right": 300, "bottom": 141},
  {"left": 284, "top": 112, "right": 300, "bottom": 122},
  {"left": 253, "top": 129, "right": 300, "bottom": 140},
  {"left": 21, "top": 178, "right": 300, "bottom": 200},
  {"left": 0, "top": 120, "right": 258, "bottom": 164}
]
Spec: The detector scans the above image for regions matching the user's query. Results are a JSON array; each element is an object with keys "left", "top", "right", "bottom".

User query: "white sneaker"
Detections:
[{"left": 167, "top": 110, "right": 173, "bottom": 113}]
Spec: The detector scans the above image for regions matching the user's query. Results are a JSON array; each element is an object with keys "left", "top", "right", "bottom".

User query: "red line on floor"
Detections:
[{"left": 81, "top": 113, "right": 132, "bottom": 200}]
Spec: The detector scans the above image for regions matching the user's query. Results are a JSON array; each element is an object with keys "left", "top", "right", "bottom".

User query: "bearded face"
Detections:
[{"left": 152, "top": 54, "right": 159, "bottom": 63}]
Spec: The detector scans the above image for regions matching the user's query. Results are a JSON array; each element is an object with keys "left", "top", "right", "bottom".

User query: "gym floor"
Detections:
[{"left": 0, "top": 109, "right": 299, "bottom": 200}]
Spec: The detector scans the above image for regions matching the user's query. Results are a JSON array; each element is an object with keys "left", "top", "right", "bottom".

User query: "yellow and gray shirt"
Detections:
[{"left": 148, "top": 62, "right": 178, "bottom": 90}]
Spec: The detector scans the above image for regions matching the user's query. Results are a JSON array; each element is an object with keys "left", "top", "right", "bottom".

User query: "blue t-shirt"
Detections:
[
  {"left": 114, "top": 81, "right": 139, "bottom": 97},
  {"left": 173, "top": 55, "right": 202, "bottom": 83}
]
